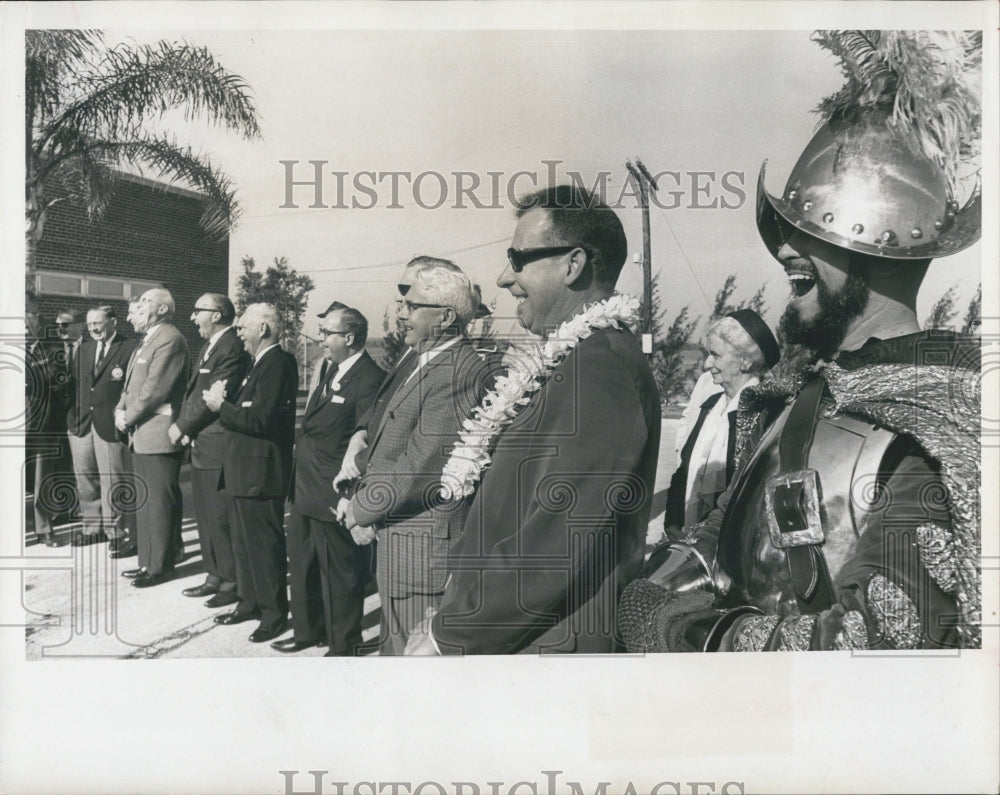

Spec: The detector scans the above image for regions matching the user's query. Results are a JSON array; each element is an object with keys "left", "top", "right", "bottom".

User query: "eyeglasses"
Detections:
[
  {"left": 318, "top": 329, "right": 350, "bottom": 338},
  {"left": 506, "top": 245, "right": 581, "bottom": 273},
  {"left": 400, "top": 300, "right": 446, "bottom": 314},
  {"left": 191, "top": 306, "right": 218, "bottom": 314},
  {"left": 55, "top": 322, "right": 71, "bottom": 328}
]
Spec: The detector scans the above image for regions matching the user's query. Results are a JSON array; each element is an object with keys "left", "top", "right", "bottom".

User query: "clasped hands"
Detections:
[
  {"left": 330, "top": 497, "right": 376, "bottom": 547},
  {"left": 202, "top": 379, "right": 227, "bottom": 412}
]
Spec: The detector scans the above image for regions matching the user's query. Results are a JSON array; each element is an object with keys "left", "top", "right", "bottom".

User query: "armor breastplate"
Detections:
[{"left": 717, "top": 390, "right": 896, "bottom": 616}]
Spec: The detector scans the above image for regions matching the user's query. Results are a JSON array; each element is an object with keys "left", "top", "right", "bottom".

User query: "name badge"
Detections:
[
  {"left": 241, "top": 401, "right": 253, "bottom": 407},
  {"left": 199, "top": 368, "right": 211, "bottom": 374},
  {"left": 136, "top": 358, "right": 147, "bottom": 364},
  {"left": 330, "top": 395, "right": 345, "bottom": 404}
]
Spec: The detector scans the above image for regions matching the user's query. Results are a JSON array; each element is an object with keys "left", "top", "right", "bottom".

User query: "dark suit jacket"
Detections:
[
  {"left": 291, "top": 350, "right": 385, "bottom": 520},
  {"left": 218, "top": 345, "right": 298, "bottom": 499},
  {"left": 431, "top": 327, "right": 661, "bottom": 654},
  {"left": 175, "top": 327, "right": 251, "bottom": 470},
  {"left": 352, "top": 338, "right": 489, "bottom": 597},
  {"left": 117, "top": 323, "right": 189, "bottom": 455},
  {"left": 68, "top": 333, "right": 139, "bottom": 441}
]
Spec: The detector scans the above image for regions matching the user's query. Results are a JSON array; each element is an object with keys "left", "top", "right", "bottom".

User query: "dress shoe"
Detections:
[
  {"left": 132, "top": 571, "right": 174, "bottom": 588},
  {"left": 204, "top": 591, "right": 239, "bottom": 608},
  {"left": 121, "top": 567, "right": 146, "bottom": 579},
  {"left": 109, "top": 542, "right": 137, "bottom": 559},
  {"left": 182, "top": 583, "right": 218, "bottom": 598},
  {"left": 249, "top": 622, "right": 288, "bottom": 644},
  {"left": 270, "top": 638, "right": 321, "bottom": 653},
  {"left": 43, "top": 535, "right": 60, "bottom": 548},
  {"left": 71, "top": 531, "right": 107, "bottom": 547},
  {"left": 214, "top": 610, "right": 260, "bottom": 626}
]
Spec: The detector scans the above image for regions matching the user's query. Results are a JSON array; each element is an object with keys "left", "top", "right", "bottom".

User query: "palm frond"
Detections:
[
  {"left": 26, "top": 30, "right": 103, "bottom": 131},
  {"left": 49, "top": 40, "right": 261, "bottom": 148},
  {"left": 90, "top": 136, "right": 241, "bottom": 238}
]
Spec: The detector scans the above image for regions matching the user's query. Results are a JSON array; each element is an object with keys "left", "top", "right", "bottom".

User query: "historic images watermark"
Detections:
[
  {"left": 278, "top": 159, "right": 748, "bottom": 211},
  {"left": 279, "top": 770, "right": 747, "bottom": 795}
]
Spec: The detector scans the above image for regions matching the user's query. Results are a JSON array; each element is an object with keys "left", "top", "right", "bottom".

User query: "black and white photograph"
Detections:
[{"left": 1, "top": 1, "right": 997, "bottom": 793}]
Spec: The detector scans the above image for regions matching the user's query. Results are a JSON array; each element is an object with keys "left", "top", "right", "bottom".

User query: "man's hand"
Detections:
[
  {"left": 404, "top": 610, "right": 441, "bottom": 656},
  {"left": 167, "top": 422, "right": 184, "bottom": 446},
  {"left": 333, "top": 430, "right": 368, "bottom": 488},
  {"left": 341, "top": 498, "right": 358, "bottom": 530},
  {"left": 202, "top": 379, "right": 226, "bottom": 412},
  {"left": 350, "top": 525, "right": 376, "bottom": 546},
  {"left": 114, "top": 409, "right": 127, "bottom": 432}
]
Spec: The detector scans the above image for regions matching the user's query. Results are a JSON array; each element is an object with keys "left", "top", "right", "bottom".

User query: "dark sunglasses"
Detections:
[
  {"left": 191, "top": 306, "right": 218, "bottom": 314},
  {"left": 506, "top": 245, "right": 581, "bottom": 273}
]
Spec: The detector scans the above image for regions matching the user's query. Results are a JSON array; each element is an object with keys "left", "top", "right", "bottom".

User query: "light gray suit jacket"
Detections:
[
  {"left": 351, "top": 338, "right": 488, "bottom": 598},
  {"left": 116, "top": 322, "right": 190, "bottom": 455}
]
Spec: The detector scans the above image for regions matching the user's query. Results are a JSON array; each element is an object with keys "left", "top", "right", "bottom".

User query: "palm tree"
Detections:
[{"left": 26, "top": 30, "right": 261, "bottom": 269}]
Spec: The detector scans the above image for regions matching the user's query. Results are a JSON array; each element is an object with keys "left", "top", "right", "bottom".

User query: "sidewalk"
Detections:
[{"left": 22, "top": 420, "right": 679, "bottom": 660}]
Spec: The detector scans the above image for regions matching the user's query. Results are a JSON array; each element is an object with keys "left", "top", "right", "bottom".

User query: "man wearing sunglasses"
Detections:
[
  {"left": 407, "top": 184, "right": 661, "bottom": 655},
  {"left": 170, "top": 294, "right": 251, "bottom": 606},
  {"left": 342, "top": 258, "right": 490, "bottom": 655}
]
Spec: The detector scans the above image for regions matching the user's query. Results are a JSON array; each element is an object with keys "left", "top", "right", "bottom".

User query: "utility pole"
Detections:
[{"left": 625, "top": 158, "right": 657, "bottom": 353}]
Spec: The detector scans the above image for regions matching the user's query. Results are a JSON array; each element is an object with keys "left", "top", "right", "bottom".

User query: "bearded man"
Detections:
[{"left": 620, "top": 30, "right": 982, "bottom": 652}]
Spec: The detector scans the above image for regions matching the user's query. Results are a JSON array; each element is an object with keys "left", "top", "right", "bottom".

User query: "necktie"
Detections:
[
  {"left": 322, "top": 363, "right": 340, "bottom": 397},
  {"left": 94, "top": 342, "right": 105, "bottom": 376}
]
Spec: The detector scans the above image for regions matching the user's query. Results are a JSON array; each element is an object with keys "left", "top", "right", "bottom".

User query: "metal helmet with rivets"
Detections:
[
  {"left": 757, "top": 118, "right": 981, "bottom": 262},
  {"left": 757, "top": 30, "right": 981, "bottom": 264}
]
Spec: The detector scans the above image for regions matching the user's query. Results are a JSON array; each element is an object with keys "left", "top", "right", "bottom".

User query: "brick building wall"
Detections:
[{"left": 32, "top": 171, "right": 228, "bottom": 362}]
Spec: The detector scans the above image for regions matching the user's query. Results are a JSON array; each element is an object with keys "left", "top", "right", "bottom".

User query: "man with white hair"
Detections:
[
  {"left": 67, "top": 305, "right": 139, "bottom": 553},
  {"left": 204, "top": 302, "right": 298, "bottom": 644},
  {"left": 342, "top": 258, "right": 490, "bottom": 654},
  {"left": 115, "top": 288, "right": 189, "bottom": 588}
]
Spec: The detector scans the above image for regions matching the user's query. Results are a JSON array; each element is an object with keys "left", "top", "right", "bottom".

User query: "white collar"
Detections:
[
  {"left": 143, "top": 322, "right": 164, "bottom": 343},
  {"left": 208, "top": 325, "right": 231, "bottom": 348},
  {"left": 406, "top": 336, "right": 461, "bottom": 383},
  {"left": 333, "top": 349, "right": 364, "bottom": 380},
  {"left": 254, "top": 342, "right": 279, "bottom": 364}
]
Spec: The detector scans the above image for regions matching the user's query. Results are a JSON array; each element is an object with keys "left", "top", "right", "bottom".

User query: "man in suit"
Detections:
[
  {"left": 204, "top": 302, "right": 298, "bottom": 644},
  {"left": 169, "top": 294, "right": 250, "bottom": 606},
  {"left": 25, "top": 292, "right": 62, "bottom": 547},
  {"left": 115, "top": 288, "right": 190, "bottom": 588},
  {"left": 343, "top": 259, "right": 489, "bottom": 655},
  {"left": 66, "top": 306, "right": 139, "bottom": 553},
  {"left": 274, "top": 303, "right": 385, "bottom": 655},
  {"left": 406, "top": 185, "right": 661, "bottom": 655}
]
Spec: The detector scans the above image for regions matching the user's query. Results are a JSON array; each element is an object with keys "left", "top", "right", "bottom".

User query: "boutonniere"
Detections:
[
  {"left": 440, "top": 293, "right": 641, "bottom": 500},
  {"left": 110, "top": 366, "right": 124, "bottom": 381}
]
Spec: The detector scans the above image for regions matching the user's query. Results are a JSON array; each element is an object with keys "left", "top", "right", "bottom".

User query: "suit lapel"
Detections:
[
  {"left": 304, "top": 359, "right": 330, "bottom": 417},
  {"left": 93, "top": 336, "right": 123, "bottom": 382},
  {"left": 371, "top": 341, "right": 461, "bottom": 449},
  {"left": 237, "top": 345, "right": 277, "bottom": 399}
]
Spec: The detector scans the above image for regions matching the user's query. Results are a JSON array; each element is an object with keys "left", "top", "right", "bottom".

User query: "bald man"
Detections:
[{"left": 115, "top": 288, "right": 189, "bottom": 588}]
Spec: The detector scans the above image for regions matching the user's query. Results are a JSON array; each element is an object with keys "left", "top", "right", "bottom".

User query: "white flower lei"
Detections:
[{"left": 440, "top": 293, "right": 641, "bottom": 500}]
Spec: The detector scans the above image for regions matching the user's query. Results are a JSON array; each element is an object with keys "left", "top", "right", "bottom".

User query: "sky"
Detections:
[{"left": 95, "top": 25, "right": 983, "bottom": 341}]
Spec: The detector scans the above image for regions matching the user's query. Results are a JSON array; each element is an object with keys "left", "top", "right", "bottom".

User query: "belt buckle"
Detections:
[{"left": 765, "top": 468, "right": 824, "bottom": 549}]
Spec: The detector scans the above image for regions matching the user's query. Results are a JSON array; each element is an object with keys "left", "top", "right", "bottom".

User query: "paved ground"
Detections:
[{"left": 23, "top": 419, "right": 679, "bottom": 660}]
